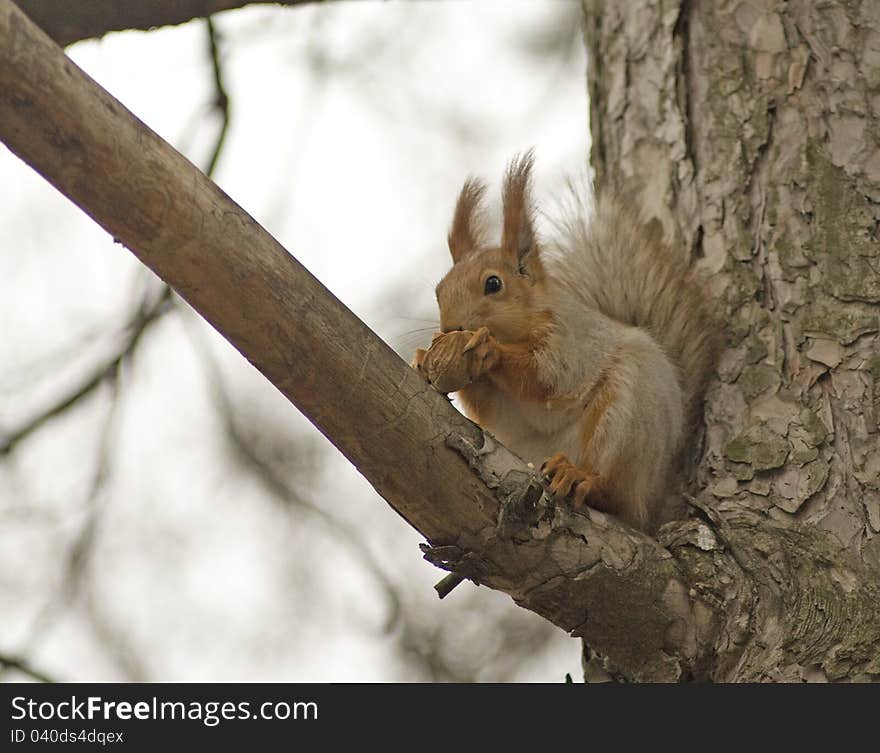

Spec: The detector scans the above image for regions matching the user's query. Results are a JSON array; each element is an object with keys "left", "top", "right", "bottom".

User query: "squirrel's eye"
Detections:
[{"left": 484, "top": 275, "right": 503, "bottom": 295}]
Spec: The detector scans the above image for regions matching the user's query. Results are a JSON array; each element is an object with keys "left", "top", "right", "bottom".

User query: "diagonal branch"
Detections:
[
  {"left": 12, "top": 0, "right": 320, "bottom": 47},
  {"left": 0, "top": 0, "right": 740, "bottom": 681},
  {"left": 204, "top": 17, "right": 230, "bottom": 178},
  {"left": 179, "top": 310, "right": 403, "bottom": 632},
  {"left": 2, "top": 14, "right": 229, "bottom": 457}
]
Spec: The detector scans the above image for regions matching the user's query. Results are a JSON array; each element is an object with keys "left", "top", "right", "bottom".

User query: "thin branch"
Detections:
[
  {"left": 13, "top": 0, "right": 321, "bottom": 47},
  {"left": 0, "top": 284, "right": 172, "bottom": 455},
  {"left": 433, "top": 572, "right": 463, "bottom": 599},
  {"left": 24, "top": 361, "right": 123, "bottom": 646},
  {"left": 204, "top": 17, "right": 230, "bottom": 178}
]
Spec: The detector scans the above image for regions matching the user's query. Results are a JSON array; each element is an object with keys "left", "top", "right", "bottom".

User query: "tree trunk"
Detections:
[{"left": 585, "top": 0, "right": 880, "bottom": 680}]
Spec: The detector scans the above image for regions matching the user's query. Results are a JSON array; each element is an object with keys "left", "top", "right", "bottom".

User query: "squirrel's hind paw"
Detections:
[{"left": 541, "top": 452, "right": 602, "bottom": 509}]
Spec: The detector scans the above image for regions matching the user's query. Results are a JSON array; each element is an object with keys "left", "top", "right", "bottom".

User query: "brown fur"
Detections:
[
  {"left": 501, "top": 151, "right": 536, "bottom": 264},
  {"left": 414, "top": 153, "right": 720, "bottom": 531},
  {"left": 487, "top": 318, "right": 554, "bottom": 401},
  {"left": 552, "top": 195, "right": 723, "bottom": 437},
  {"left": 447, "top": 177, "right": 488, "bottom": 262},
  {"left": 578, "top": 369, "right": 615, "bottom": 465}
]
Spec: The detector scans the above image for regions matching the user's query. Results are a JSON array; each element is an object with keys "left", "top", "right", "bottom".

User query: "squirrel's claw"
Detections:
[
  {"left": 462, "top": 326, "right": 490, "bottom": 353},
  {"left": 541, "top": 452, "right": 601, "bottom": 510}
]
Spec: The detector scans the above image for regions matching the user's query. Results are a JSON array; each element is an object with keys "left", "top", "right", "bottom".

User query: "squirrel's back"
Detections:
[{"left": 547, "top": 193, "right": 720, "bottom": 435}]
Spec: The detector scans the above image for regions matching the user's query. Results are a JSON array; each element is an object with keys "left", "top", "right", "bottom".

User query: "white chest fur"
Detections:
[{"left": 460, "top": 390, "right": 585, "bottom": 468}]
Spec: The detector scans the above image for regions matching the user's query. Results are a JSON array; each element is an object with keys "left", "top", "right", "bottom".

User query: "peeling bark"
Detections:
[{"left": 585, "top": 0, "right": 880, "bottom": 681}]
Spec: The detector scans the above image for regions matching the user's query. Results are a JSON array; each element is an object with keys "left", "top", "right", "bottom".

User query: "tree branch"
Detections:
[
  {"left": 0, "top": 0, "right": 740, "bottom": 680},
  {"left": 179, "top": 310, "right": 403, "bottom": 632},
  {"left": 12, "top": 0, "right": 319, "bottom": 47}
]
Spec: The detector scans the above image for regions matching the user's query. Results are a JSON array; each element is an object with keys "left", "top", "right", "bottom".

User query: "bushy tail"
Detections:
[{"left": 549, "top": 192, "right": 721, "bottom": 433}]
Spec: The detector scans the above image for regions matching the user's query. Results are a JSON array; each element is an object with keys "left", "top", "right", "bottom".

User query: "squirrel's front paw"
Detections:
[
  {"left": 411, "top": 332, "right": 444, "bottom": 378},
  {"left": 415, "top": 326, "right": 499, "bottom": 393},
  {"left": 411, "top": 346, "right": 429, "bottom": 373},
  {"left": 541, "top": 452, "right": 602, "bottom": 509}
]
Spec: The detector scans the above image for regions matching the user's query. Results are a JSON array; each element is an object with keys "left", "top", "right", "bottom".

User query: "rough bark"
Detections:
[
  {"left": 12, "top": 0, "right": 314, "bottom": 47},
  {"left": 585, "top": 0, "right": 880, "bottom": 680}
]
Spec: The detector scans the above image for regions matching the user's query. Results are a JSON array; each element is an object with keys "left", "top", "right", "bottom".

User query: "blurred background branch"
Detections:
[
  {"left": 0, "top": 653, "right": 56, "bottom": 683},
  {"left": 0, "top": 284, "right": 172, "bottom": 455}
]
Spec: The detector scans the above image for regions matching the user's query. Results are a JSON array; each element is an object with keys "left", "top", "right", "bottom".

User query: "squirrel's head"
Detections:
[{"left": 435, "top": 152, "right": 549, "bottom": 344}]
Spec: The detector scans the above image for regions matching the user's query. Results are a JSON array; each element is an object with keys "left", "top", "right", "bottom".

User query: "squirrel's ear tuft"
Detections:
[
  {"left": 501, "top": 149, "right": 538, "bottom": 273},
  {"left": 447, "top": 177, "right": 487, "bottom": 263}
]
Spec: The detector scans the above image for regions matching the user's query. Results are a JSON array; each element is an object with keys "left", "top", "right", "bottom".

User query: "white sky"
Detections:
[{"left": 0, "top": 1, "right": 591, "bottom": 681}]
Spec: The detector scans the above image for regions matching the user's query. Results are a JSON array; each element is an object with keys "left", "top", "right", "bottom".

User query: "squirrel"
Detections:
[{"left": 412, "top": 152, "right": 720, "bottom": 530}]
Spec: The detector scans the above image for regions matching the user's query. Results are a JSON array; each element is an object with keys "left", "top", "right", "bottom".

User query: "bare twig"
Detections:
[
  {"left": 0, "top": 284, "right": 172, "bottom": 455},
  {"left": 433, "top": 573, "right": 464, "bottom": 599},
  {"left": 24, "top": 363, "right": 123, "bottom": 646},
  {"left": 204, "top": 17, "right": 230, "bottom": 178}
]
